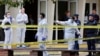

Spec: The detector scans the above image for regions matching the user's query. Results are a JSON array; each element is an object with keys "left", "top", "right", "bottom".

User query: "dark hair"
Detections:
[
  {"left": 72, "top": 16, "right": 75, "bottom": 20},
  {"left": 40, "top": 13, "right": 45, "bottom": 18},
  {"left": 88, "top": 14, "right": 94, "bottom": 17},
  {"left": 5, "top": 12, "right": 10, "bottom": 17},
  {"left": 92, "top": 9, "right": 96, "bottom": 11},
  {"left": 65, "top": 10, "right": 70, "bottom": 14},
  {"left": 88, "top": 14, "right": 94, "bottom": 20},
  {"left": 73, "top": 14, "right": 79, "bottom": 19}
]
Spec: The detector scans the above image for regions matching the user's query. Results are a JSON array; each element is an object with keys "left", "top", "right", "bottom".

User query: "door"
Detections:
[
  {"left": 24, "top": 0, "right": 38, "bottom": 42},
  {"left": 58, "top": 1, "right": 68, "bottom": 42},
  {"left": 55, "top": 0, "right": 77, "bottom": 43}
]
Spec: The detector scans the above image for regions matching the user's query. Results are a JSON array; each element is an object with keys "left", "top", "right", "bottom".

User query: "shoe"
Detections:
[
  {"left": 40, "top": 45, "right": 44, "bottom": 49},
  {"left": 21, "top": 45, "right": 27, "bottom": 48},
  {"left": 16, "top": 45, "right": 21, "bottom": 48}
]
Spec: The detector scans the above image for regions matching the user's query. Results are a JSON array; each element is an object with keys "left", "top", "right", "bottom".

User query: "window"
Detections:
[
  {"left": 85, "top": 3, "right": 90, "bottom": 16},
  {"left": 0, "top": 5, "right": 5, "bottom": 19},
  {"left": 54, "top": 0, "right": 77, "bottom": 43},
  {"left": 38, "top": 0, "right": 47, "bottom": 22},
  {"left": 58, "top": 1, "right": 68, "bottom": 42},
  {"left": 70, "top": 2, "right": 76, "bottom": 16},
  {"left": 40, "top": 1, "right": 46, "bottom": 14},
  {"left": 58, "top": 1, "right": 68, "bottom": 20},
  {"left": 92, "top": 3, "right": 96, "bottom": 10}
]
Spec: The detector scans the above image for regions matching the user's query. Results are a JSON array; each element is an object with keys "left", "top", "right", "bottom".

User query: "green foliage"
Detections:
[{"left": 0, "top": 0, "right": 30, "bottom": 8}]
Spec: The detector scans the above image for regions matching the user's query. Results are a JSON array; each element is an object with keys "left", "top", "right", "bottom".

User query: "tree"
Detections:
[{"left": 0, "top": 0, "right": 30, "bottom": 9}]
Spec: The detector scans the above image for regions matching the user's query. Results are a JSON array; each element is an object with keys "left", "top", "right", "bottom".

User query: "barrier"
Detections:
[
  {"left": 0, "top": 36, "right": 99, "bottom": 46},
  {"left": 1, "top": 25, "right": 100, "bottom": 28},
  {"left": 0, "top": 48, "right": 100, "bottom": 56},
  {"left": 0, "top": 25, "right": 100, "bottom": 56}
]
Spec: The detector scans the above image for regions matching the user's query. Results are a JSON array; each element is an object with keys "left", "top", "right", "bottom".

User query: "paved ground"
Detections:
[
  {"left": 14, "top": 52, "right": 88, "bottom": 56},
  {"left": 0, "top": 42, "right": 99, "bottom": 56}
]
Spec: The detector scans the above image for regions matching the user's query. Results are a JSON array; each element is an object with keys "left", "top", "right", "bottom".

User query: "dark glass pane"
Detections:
[
  {"left": 85, "top": 3, "right": 90, "bottom": 16},
  {"left": 58, "top": 1, "right": 68, "bottom": 20},
  {"left": 24, "top": 0, "right": 38, "bottom": 42},
  {"left": 58, "top": 1, "right": 68, "bottom": 43},
  {"left": 0, "top": 5, "right": 5, "bottom": 19},
  {"left": 92, "top": 3, "right": 96, "bottom": 10},
  {"left": 0, "top": 5, "right": 5, "bottom": 41}
]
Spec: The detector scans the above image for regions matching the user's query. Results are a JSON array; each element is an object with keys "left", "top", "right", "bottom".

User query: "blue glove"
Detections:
[{"left": 42, "top": 37, "right": 46, "bottom": 41}]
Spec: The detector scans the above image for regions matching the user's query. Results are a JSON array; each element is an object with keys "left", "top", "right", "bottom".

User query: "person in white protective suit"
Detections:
[
  {"left": 35, "top": 13, "right": 50, "bottom": 56},
  {"left": 1, "top": 12, "right": 14, "bottom": 49},
  {"left": 55, "top": 18, "right": 80, "bottom": 50},
  {"left": 16, "top": 8, "right": 28, "bottom": 48}
]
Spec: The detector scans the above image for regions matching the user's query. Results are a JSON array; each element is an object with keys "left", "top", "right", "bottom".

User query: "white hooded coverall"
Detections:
[
  {"left": 1, "top": 17, "right": 14, "bottom": 49},
  {"left": 56, "top": 19, "right": 80, "bottom": 50},
  {"left": 36, "top": 18, "right": 49, "bottom": 56},
  {"left": 16, "top": 13, "right": 28, "bottom": 45}
]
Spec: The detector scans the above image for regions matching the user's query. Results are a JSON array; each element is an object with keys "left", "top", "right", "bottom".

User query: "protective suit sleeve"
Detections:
[
  {"left": 75, "top": 24, "right": 83, "bottom": 44},
  {"left": 35, "top": 24, "right": 39, "bottom": 38},
  {"left": 35, "top": 23, "right": 41, "bottom": 36},
  {"left": 1, "top": 18, "right": 8, "bottom": 29},
  {"left": 55, "top": 20, "right": 69, "bottom": 25},
  {"left": 24, "top": 14, "right": 28, "bottom": 23},
  {"left": 42, "top": 23, "right": 47, "bottom": 38},
  {"left": 76, "top": 28, "right": 80, "bottom": 34}
]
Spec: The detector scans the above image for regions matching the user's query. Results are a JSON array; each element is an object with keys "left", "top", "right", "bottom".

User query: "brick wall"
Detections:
[{"left": 0, "top": 50, "right": 13, "bottom": 56}]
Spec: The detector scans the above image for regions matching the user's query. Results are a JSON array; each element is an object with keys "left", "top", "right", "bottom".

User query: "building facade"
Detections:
[{"left": 0, "top": 0, "right": 100, "bottom": 43}]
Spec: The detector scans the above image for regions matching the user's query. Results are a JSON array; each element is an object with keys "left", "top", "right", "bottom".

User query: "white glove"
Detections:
[
  {"left": 55, "top": 20, "right": 59, "bottom": 24},
  {"left": 78, "top": 35, "right": 83, "bottom": 44}
]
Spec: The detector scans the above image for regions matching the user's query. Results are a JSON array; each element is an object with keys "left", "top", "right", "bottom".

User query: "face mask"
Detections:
[{"left": 7, "top": 15, "right": 11, "bottom": 18}]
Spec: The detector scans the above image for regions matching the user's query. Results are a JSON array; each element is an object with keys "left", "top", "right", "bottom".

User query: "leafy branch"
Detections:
[{"left": 0, "top": 0, "right": 30, "bottom": 8}]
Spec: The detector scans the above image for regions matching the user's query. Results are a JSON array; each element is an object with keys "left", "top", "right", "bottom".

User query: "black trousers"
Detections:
[
  {"left": 74, "top": 34, "right": 79, "bottom": 50},
  {"left": 74, "top": 34, "right": 79, "bottom": 55},
  {"left": 87, "top": 39, "right": 96, "bottom": 56}
]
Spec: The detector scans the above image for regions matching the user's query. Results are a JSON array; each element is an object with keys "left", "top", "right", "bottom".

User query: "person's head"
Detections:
[
  {"left": 88, "top": 14, "right": 94, "bottom": 21},
  {"left": 20, "top": 8, "right": 25, "bottom": 14},
  {"left": 73, "top": 14, "right": 79, "bottom": 20},
  {"left": 40, "top": 13, "right": 45, "bottom": 19},
  {"left": 92, "top": 9, "right": 96, "bottom": 14},
  {"left": 5, "top": 12, "right": 11, "bottom": 18},
  {"left": 65, "top": 11, "right": 71, "bottom": 17}
]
